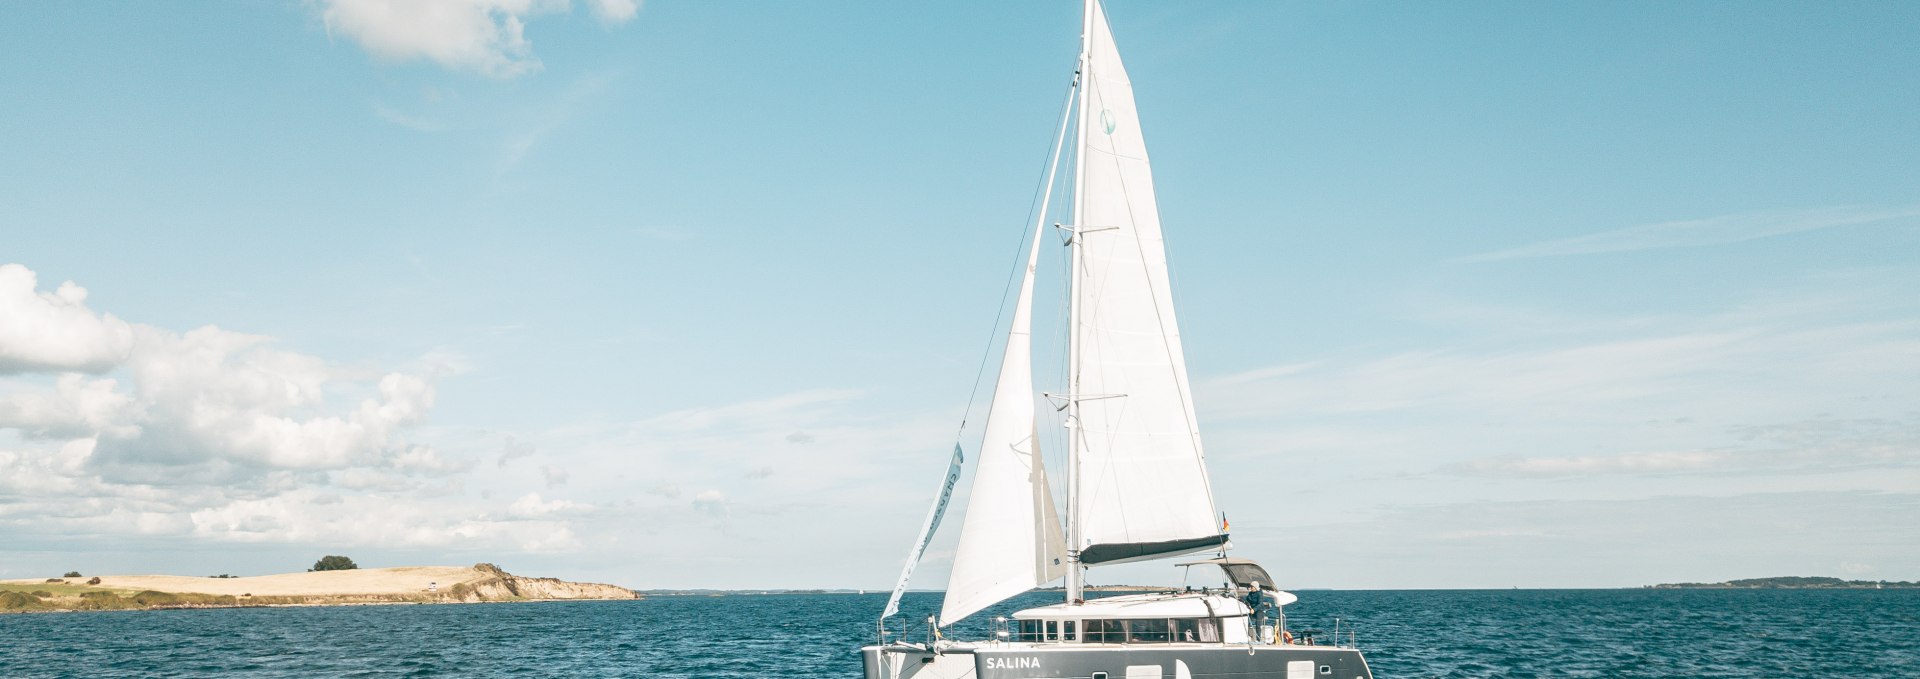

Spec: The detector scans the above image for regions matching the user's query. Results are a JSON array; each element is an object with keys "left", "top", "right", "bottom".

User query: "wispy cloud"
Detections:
[
  {"left": 1458, "top": 205, "right": 1920, "bottom": 263},
  {"left": 371, "top": 101, "right": 448, "bottom": 132},
  {"left": 1451, "top": 410, "right": 1920, "bottom": 479},
  {"left": 1235, "top": 491, "right": 1920, "bottom": 588},
  {"left": 1198, "top": 275, "right": 1920, "bottom": 487},
  {"left": 1456, "top": 450, "right": 1735, "bottom": 477},
  {"left": 497, "top": 72, "right": 616, "bottom": 175}
]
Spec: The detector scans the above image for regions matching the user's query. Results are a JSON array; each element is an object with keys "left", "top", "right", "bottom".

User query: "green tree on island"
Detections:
[{"left": 310, "top": 555, "right": 358, "bottom": 571}]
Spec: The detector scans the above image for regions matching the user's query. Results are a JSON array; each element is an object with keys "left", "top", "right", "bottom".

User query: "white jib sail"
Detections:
[
  {"left": 1071, "top": 0, "right": 1222, "bottom": 566},
  {"left": 939, "top": 221, "right": 1066, "bottom": 626}
]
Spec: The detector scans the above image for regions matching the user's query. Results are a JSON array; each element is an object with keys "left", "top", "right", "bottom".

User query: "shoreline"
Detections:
[
  {"left": 0, "top": 563, "right": 638, "bottom": 614},
  {"left": 1, "top": 596, "right": 640, "bottom": 616}
]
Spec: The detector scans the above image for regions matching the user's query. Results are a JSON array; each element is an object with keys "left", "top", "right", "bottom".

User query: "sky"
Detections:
[{"left": 1, "top": 0, "right": 1916, "bottom": 591}]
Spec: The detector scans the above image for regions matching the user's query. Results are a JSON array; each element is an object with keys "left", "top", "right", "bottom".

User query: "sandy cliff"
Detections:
[{"left": 450, "top": 563, "right": 637, "bottom": 602}]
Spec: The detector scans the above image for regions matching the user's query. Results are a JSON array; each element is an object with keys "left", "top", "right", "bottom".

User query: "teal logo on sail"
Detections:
[{"left": 1100, "top": 109, "right": 1116, "bottom": 135}]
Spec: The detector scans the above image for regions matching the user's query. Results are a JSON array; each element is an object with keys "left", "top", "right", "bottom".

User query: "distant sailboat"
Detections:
[{"left": 862, "top": 2, "right": 1375, "bottom": 678}]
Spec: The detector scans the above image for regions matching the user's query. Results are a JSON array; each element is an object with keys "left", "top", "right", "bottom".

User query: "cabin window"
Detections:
[
  {"left": 1080, "top": 619, "right": 1219, "bottom": 644},
  {"left": 1016, "top": 620, "right": 1046, "bottom": 642},
  {"left": 1126, "top": 618, "right": 1169, "bottom": 643},
  {"left": 1082, "top": 619, "right": 1118, "bottom": 643},
  {"left": 1172, "top": 617, "right": 1221, "bottom": 642},
  {"left": 1045, "top": 620, "right": 1059, "bottom": 641},
  {"left": 1063, "top": 620, "right": 1077, "bottom": 642}
]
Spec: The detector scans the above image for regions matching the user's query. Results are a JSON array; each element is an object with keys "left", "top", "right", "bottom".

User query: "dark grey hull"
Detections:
[{"left": 863, "top": 643, "right": 1373, "bottom": 679}]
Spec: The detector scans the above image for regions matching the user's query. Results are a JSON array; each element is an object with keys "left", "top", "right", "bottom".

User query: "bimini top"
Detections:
[
  {"left": 1012, "top": 593, "right": 1250, "bottom": 621},
  {"left": 1179, "top": 557, "right": 1278, "bottom": 592}
]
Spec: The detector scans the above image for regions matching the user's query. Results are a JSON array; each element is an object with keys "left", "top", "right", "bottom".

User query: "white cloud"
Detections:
[
  {"left": 0, "top": 264, "right": 134, "bottom": 374},
  {"left": 318, "top": 0, "right": 638, "bottom": 78},
  {"left": 0, "top": 262, "right": 514, "bottom": 557},
  {"left": 0, "top": 374, "right": 135, "bottom": 440},
  {"left": 506, "top": 491, "right": 589, "bottom": 517},
  {"left": 1458, "top": 205, "right": 1920, "bottom": 262},
  {"left": 322, "top": 0, "right": 552, "bottom": 78},
  {"left": 586, "top": 0, "right": 638, "bottom": 24},
  {"left": 692, "top": 489, "right": 727, "bottom": 517},
  {"left": 73, "top": 325, "right": 444, "bottom": 483},
  {"left": 187, "top": 490, "right": 578, "bottom": 551}
]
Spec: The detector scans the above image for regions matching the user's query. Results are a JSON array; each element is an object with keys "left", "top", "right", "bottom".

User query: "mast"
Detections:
[{"left": 1065, "top": 0, "right": 1094, "bottom": 607}]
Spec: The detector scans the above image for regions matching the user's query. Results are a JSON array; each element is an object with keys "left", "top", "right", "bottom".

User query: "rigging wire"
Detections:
[{"left": 950, "top": 75, "right": 1083, "bottom": 443}]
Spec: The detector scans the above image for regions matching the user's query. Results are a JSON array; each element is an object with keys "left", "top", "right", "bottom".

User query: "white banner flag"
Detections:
[{"left": 881, "top": 444, "right": 966, "bottom": 620}]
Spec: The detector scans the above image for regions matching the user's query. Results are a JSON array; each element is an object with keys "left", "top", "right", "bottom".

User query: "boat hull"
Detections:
[{"left": 863, "top": 643, "right": 1373, "bottom": 679}]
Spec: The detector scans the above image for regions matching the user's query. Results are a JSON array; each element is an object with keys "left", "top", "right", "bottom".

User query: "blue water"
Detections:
[{"left": 3, "top": 589, "right": 1916, "bottom": 677}]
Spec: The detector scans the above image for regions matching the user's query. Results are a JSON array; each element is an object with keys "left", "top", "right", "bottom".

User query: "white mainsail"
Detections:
[
  {"left": 939, "top": 221, "right": 1067, "bottom": 626},
  {"left": 1069, "top": 0, "right": 1223, "bottom": 566}
]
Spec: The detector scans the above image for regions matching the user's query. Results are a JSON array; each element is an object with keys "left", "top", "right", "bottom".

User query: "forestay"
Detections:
[{"left": 1070, "top": 0, "right": 1223, "bottom": 566}]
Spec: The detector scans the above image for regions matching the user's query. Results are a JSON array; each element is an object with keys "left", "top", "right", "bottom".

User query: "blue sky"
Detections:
[{"left": 1, "top": 0, "right": 1916, "bottom": 590}]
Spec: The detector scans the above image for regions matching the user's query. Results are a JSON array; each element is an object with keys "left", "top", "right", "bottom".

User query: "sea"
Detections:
[{"left": 2, "top": 589, "right": 1916, "bottom": 677}]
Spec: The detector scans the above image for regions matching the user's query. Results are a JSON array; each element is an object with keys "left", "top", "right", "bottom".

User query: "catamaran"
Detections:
[{"left": 863, "top": 2, "right": 1374, "bottom": 678}]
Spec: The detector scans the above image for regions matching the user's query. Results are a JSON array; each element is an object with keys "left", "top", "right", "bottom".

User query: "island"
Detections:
[
  {"left": 1650, "top": 576, "right": 1919, "bottom": 589},
  {"left": 0, "top": 563, "right": 638, "bottom": 613}
]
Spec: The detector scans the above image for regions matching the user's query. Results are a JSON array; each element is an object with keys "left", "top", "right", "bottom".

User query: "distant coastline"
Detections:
[
  {"left": 1648, "top": 576, "right": 1918, "bottom": 589},
  {"left": 0, "top": 563, "right": 638, "bottom": 614}
]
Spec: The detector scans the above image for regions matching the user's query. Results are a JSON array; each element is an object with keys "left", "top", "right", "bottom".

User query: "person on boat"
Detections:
[{"left": 1244, "top": 583, "right": 1280, "bottom": 644}]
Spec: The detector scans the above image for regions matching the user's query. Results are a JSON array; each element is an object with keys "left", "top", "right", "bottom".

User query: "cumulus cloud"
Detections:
[
  {"left": 0, "top": 264, "right": 134, "bottom": 374},
  {"left": 66, "top": 325, "right": 445, "bottom": 484},
  {"left": 0, "top": 262, "right": 514, "bottom": 555},
  {"left": 0, "top": 375, "right": 135, "bottom": 440},
  {"left": 4, "top": 264, "right": 452, "bottom": 485},
  {"left": 318, "top": 0, "right": 639, "bottom": 78}
]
